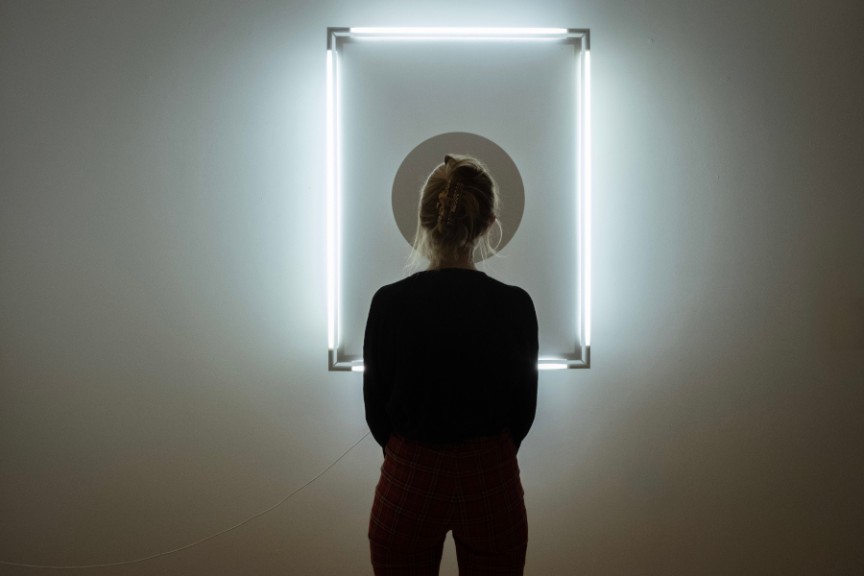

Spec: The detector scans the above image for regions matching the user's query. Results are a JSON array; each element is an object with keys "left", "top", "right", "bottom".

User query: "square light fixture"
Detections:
[{"left": 326, "top": 27, "right": 591, "bottom": 371}]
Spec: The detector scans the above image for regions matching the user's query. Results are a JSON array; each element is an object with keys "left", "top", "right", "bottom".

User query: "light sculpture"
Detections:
[{"left": 326, "top": 27, "right": 591, "bottom": 370}]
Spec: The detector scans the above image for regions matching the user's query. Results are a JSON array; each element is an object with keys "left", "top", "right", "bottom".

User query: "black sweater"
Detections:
[{"left": 363, "top": 268, "right": 538, "bottom": 450}]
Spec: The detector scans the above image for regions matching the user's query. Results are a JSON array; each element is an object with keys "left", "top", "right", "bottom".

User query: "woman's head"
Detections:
[{"left": 413, "top": 154, "right": 500, "bottom": 268}]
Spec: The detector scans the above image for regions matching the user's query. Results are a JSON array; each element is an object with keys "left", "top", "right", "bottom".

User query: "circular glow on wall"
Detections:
[{"left": 391, "top": 132, "right": 525, "bottom": 259}]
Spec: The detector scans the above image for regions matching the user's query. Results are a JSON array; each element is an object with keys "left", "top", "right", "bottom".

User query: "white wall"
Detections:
[{"left": 1, "top": 1, "right": 862, "bottom": 574}]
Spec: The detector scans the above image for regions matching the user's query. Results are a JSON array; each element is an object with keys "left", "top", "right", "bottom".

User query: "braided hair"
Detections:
[{"left": 412, "top": 155, "right": 500, "bottom": 268}]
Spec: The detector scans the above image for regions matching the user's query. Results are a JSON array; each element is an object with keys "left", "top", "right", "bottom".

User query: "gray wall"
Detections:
[{"left": 1, "top": 0, "right": 862, "bottom": 574}]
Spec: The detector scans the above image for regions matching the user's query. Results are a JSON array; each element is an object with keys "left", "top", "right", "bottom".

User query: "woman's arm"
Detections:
[
  {"left": 508, "top": 291, "right": 539, "bottom": 449},
  {"left": 363, "top": 290, "right": 393, "bottom": 451}
]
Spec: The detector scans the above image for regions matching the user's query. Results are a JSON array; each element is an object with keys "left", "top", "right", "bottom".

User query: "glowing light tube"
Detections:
[
  {"left": 350, "top": 27, "right": 569, "bottom": 36},
  {"left": 584, "top": 49, "right": 592, "bottom": 348},
  {"left": 326, "top": 49, "right": 337, "bottom": 352},
  {"left": 538, "top": 363, "right": 569, "bottom": 371}
]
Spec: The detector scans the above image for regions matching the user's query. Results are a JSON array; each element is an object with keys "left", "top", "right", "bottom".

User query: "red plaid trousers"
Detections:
[{"left": 369, "top": 432, "right": 528, "bottom": 575}]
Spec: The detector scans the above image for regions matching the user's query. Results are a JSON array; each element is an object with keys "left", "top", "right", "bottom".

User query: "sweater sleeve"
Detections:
[
  {"left": 363, "top": 290, "right": 393, "bottom": 450},
  {"left": 508, "top": 291, "right": 539, "bottom": 450}
]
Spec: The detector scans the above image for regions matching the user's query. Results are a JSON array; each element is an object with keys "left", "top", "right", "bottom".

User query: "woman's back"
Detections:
[{"left": 364, "top": 268, "right": 537, "bottom": 447}]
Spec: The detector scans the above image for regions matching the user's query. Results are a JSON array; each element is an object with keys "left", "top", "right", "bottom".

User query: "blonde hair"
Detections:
[{"left": 411, "top": 154, "right": 501, "bottom": 269}]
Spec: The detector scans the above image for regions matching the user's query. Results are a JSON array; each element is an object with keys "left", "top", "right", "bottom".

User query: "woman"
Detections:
[{"left": 363, "top": 155, "right": 538, "bottom": 575}]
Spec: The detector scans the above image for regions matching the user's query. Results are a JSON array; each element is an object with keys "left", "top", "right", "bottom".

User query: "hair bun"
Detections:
[{"left": 412, "top": 155, "right": 500, "bottom": 267}]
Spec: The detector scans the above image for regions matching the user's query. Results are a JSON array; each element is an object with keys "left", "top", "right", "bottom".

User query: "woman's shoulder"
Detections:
[
  {"left": 369, "top": 274, "right": 419, "bottom": 309},
  {"left": 373, "top": 273, "right": 418, "bottom": 295},
  {"left": 480, "top": 274, "right": 534, "bottom": 303},
  {"left": 372, "top": 270, "right": 533, "bottom": 306}
]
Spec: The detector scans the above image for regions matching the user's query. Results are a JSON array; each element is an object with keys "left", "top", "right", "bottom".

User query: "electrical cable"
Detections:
[{"left": 0, "top": 432, "right": 371, "bottom": 570}]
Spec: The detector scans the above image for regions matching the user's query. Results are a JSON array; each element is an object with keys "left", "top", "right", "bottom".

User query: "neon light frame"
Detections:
[{"left": 326, "top": 27, "right": 591, "bottom": 371}]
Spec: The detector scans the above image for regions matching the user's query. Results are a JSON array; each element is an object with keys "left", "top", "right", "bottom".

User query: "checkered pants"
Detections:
[{"left": 369, "top": 432, "right": 528, "bottom": 575}]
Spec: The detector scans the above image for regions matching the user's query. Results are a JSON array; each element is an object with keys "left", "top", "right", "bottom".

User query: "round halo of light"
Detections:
[{"left": 391, "top": 132, "right": 525, "bottom": 261}]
